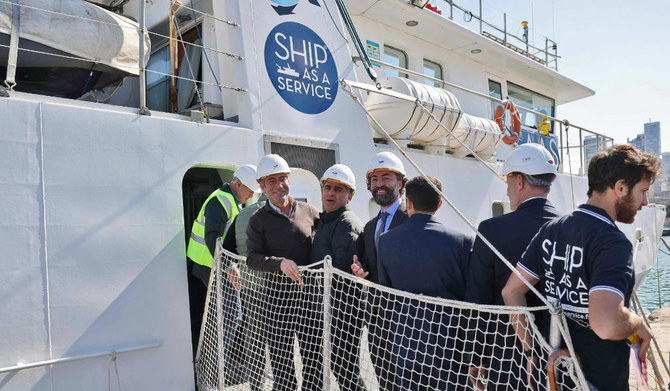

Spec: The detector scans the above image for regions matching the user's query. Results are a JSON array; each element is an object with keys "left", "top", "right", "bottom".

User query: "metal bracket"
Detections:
[
  {"left": 139, "top": 106, "right": 152, "bottom": 116},
  {"left": 5, "top": 0, "right": 20, "bottom": 88}
]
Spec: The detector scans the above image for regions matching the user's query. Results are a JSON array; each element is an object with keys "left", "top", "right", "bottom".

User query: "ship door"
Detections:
[
  {"left": 182, "top": 166, "right": 236, "bottom": 249},
  {"left": 181, "top": 165, "right": 236, "bottom": 359}
]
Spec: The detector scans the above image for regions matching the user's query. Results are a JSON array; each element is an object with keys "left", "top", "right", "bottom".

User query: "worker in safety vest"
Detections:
[{"left": 186, "top": 164, "right": 259, "bottom": 381}]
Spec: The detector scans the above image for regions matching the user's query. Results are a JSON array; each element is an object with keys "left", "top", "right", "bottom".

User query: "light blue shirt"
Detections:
[
  {"left": 268, "top": 198, "right": 295, "bottom": 219},
  {"left": 374, "top": 197, "right": 402, "bottom": 245}
]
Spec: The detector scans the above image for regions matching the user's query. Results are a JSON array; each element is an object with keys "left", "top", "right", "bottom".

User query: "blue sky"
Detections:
[
  {"left": 446, "top": 0, "right": 669, "bottom": 152},
  {"left": 554, "top": 1, "right": 670, "bottom": 153}
]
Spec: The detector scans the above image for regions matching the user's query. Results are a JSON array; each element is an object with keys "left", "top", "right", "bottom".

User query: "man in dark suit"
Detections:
[
  {"left": 465, "top": 143, "right": 560, "bottom": 390},
  {"left": 378, "top": 175, "right": 472, "bottom": 391},
  {"left": 351, "top": 151, "right": 408, "bottom": 390}
]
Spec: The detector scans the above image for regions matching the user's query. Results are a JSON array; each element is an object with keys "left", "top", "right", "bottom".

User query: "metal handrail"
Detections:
[
  {"left": 0, "top": 341, "right": 163, "bottom": 374},
  {"left": 437, "top": 0, "right": 559, "bottom": 69}
]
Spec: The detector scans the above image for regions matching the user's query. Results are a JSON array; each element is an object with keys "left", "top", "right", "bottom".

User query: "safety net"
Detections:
[{"left": 194, "top": 245, "right": 587, "bottom": 391}]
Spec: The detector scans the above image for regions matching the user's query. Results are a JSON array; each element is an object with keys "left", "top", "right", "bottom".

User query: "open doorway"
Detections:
[
  {"left": 182, "top": 166, "right": 235, "bottom": 248},
  {"left": 181, "top": 166, "right": 235, "bottom": 366}
]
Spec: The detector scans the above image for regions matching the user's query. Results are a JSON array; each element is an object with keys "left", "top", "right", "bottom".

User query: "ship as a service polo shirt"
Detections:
[{"left": 518, "top": 204, "right": 635, "bottom": 391}]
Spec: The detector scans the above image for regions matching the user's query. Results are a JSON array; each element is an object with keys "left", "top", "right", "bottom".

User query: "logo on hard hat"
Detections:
[
  {"left": 378, "top": 160, "right": 384, "bottom": 164},
  {"left": 548, "top": 160, "right": 554, "bottom": 165},
  {"left": 273, "top": 164, "right": 279, "bottom": 168}
]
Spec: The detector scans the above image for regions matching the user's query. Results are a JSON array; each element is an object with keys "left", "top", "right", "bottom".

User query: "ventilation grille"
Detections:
[{"left": 270, "top": 142, "right": 336, "bottom": 179}]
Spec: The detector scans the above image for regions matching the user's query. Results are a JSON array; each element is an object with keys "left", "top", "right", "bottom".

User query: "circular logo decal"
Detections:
[{"left": 264, "top": 22, "right": 338, "bottom": 114}]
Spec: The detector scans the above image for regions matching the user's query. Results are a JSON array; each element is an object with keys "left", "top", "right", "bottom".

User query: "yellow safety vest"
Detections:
[{"left": 186, "top": 189, "right": 239, "bottom": 268}]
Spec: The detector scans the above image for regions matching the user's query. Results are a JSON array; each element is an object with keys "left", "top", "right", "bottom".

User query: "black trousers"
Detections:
[
  {"left": 187, "top": 260, "right": 208, "bottom": 359},
  {"left": 330, "top": 276, "right": 367, "bottom": 391},
  {"left": 242, "top": 286, "right": 267, "bottom": 391},
  {"left": 264, "top": 274, "right": 324, "bottom": 391},
  {"left": 471, "top": 316, "right": 544, "bottom": 391}
]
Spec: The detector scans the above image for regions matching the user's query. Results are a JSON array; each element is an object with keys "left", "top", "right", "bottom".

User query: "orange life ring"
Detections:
[
  {"left": 547, "top": 349, "right": 576, "bottom": 391},
  {"left": 495, "top": 100, "right": 522, "bottom": 145}
]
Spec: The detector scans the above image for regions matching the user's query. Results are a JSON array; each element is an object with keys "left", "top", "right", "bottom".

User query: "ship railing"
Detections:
[
  {"left": 0, "top": 0, "right": 246, "bottom": 119},
  {"left": 352, "top": 56, "right": 614, "bottom": 174},
  {"left": 0, "top": 341, "right": 162, "bottom": 374},
  {"left": 428, "top": 0, "right": 559, "bottom": 70}
]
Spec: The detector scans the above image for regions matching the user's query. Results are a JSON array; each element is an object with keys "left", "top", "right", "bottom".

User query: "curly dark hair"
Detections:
[{"left": 587, "top": 144, "right": 660, "bottom": 197}]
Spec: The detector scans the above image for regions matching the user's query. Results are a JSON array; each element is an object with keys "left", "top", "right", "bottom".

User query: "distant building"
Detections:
[
  {"left": 628, "top": 133, "right": 645, "bottom": 152},
  {"left": 584, "top": 135, "right": 605, "bottom": 167},
  {"left": 660, "top": 152, "right": 670, "bottom": 196},
  {"left": 644, "top": 121, "right": 661, "bottom": 157}
]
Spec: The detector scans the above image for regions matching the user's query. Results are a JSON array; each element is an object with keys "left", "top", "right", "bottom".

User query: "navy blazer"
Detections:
[
  {"left": 356, "top": 202, "right": 408, "bottom": 284},
  {"left": 465, "top": 197, "right": 561, "bottom": 306},
  {"left": 377, "top": 213, "right": 472, "bottom": 300},
  {"left": 376, "top": 213, "right": 473, "bottom": 376}
]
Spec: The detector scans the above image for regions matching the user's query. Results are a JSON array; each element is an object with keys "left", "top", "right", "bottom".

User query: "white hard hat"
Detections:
[
  {"left": 256, "top": 154, "right": 291, "bottom": 180},
  {"left": 234, "top": 164, "right": 260, "bottom": 193},
  {"left": 502, "top": 143, "right": 557, "bottom": 176},
  {"left": 321, "top": 164, "right": 356, "bottom": 194},
  {"left": 366, "top": 151, "right": 406, "bottom": 177}
]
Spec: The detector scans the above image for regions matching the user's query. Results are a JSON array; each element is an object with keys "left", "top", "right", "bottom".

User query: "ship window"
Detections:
[
  {"left": 507, "top": 82, "right": 555, "bottom": 132},
  {"left": 146, "top": 45, "right": 171, "bottom": 112},
  {"left": 488, "top": 79, "right": 502, "bottom": 118},
  {"left": 383, "top": 45, "right": 408, "bottom": 78},
  {"left": 423, "top": 59, "right": 443, "bottom": 87},
  {"left": 146, "top": 26, "right": 202, "bottom": 113}
]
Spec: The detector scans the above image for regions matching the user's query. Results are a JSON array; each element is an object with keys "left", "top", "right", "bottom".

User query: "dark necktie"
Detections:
[{"left": 375, "top": 211, "right": 389, "bottom": 245}]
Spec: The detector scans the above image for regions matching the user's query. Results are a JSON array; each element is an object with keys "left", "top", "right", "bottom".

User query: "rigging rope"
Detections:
[
  {"left": 190, "top": 0, "right": 221, "bottom": 92},
  {"left": 414, "top": 100, "right": 504, "bottom": 181},
  {"left": 173, "top": 11, "right": 206, "bottom": 114},
  {"left": 333, "top": 0, "right": 377, "bottom": 83},
  {"left": 107, "top": 351, "right": 121, "bottom": 391},
  {"left": 562, "top": 121, "right": 577, "bottom": 210}
]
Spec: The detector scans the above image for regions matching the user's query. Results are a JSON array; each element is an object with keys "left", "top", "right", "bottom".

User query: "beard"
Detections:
[
  {"left": 372, "top": 185, "right": 399, "bottom": 207},
  {"left": 615, "top": 192, "right": 639, "bottom": 224}
]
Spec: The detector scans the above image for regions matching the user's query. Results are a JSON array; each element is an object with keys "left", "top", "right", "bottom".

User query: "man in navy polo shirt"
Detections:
[{"left": 502, "top": 144, "right": 659, "bottom": 391}]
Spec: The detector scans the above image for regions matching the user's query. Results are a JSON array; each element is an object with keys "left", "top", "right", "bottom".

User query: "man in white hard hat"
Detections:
[
  {"left": 464, "top": 143, "right": 561, "bottom": 390},
  {"left": 245, "top": 154, "right": 323, "bottom": 391},
  {"left": 503, "top": 145, "right": 657, "bottom": 391},
  {"left": 351, "top": 151, "right": 409, "bottom": 390},
  {"left": 185, "top": 164, "right": 259, "bottom": 381},
  {"left": 311, "top": 164, "right": 366, "bottom": 391}
]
